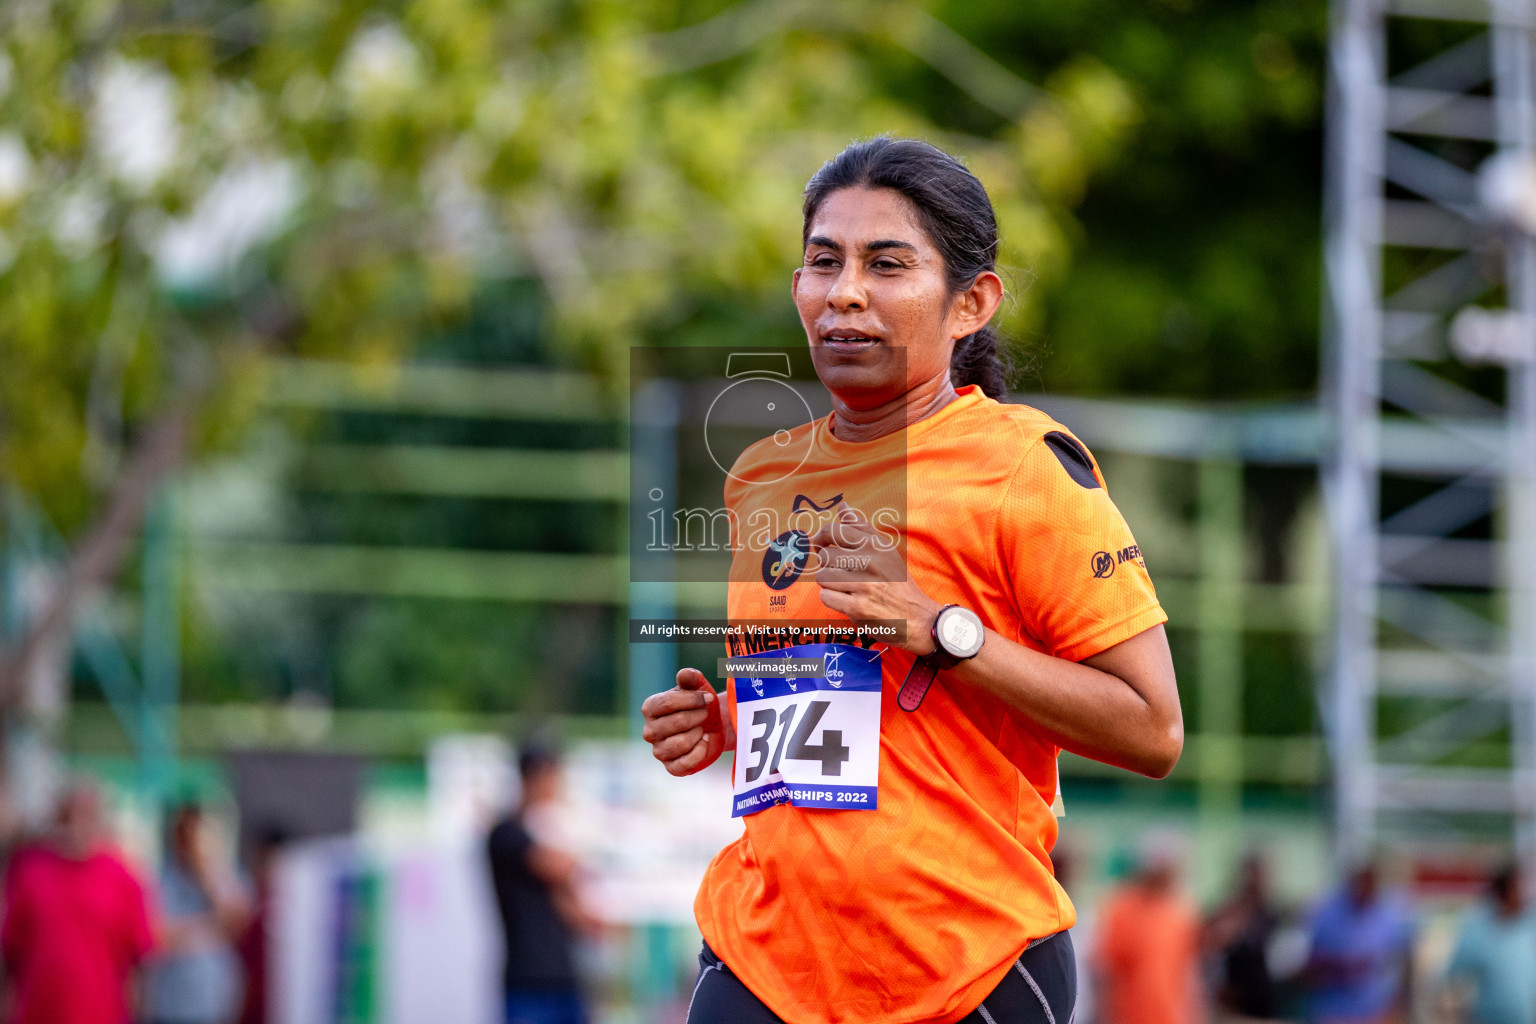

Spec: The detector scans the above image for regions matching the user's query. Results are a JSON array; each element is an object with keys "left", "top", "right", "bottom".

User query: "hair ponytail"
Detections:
[
  {"left": 950, "top": 326, "right": 1009, "bottom": 399},
  {"left": 803, "top": 137, "right": 1011, "bottom": 400}
]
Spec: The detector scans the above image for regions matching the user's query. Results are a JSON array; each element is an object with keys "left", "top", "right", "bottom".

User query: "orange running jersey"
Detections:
[{"left": 693, "top": 386, "right": 1168, "bottom": 1024}]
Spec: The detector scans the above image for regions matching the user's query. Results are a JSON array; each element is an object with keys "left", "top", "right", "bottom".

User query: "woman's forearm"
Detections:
[
  {"left": 808, "top": 513, "right": 1182, "bottom": 777},
  {"left": 946, "top": 624, "right": 1183, "bottom": 778}
]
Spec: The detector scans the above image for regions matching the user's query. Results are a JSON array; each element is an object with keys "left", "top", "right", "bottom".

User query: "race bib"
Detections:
[{"left": 730, "top": 643, "right": 882, "bottom": 816}]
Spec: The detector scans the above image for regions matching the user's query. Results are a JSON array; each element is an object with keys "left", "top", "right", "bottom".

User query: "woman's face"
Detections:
[{"left": 793, "top": 186, "right": 962, "bottom": 409}]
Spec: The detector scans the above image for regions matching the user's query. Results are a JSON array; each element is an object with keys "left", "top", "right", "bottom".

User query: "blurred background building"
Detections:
[{"left": 2, "top": 0, "right": 1535, "bottom": 1021}]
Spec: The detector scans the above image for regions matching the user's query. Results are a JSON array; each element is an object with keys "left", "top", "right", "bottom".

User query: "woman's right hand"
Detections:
[{"left": 641, "top": 668, "right": 732, "bottom": 776}]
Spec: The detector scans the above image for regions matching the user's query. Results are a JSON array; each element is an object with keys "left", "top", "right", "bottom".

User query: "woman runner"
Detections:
[{"left": 641, "top": 137, "right": 1183, "bottom": 1024}]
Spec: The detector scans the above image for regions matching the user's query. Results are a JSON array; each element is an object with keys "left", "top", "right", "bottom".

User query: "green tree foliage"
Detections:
[
  {"left": 2, "top": 0, "right": 1331, "bottom": 718},
  {"left": 937, "top": 0, "right": 1327, "bottom": 397},
  {"left": 1, "top": 0, "right": 1144, "bottom": 538}
]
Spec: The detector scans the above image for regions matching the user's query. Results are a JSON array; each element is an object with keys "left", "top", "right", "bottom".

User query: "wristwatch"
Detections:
[{"left": 897, "top": 605, "right": 986, "bottom": 712}]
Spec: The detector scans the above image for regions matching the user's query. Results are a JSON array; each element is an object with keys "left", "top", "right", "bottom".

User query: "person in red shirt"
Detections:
[
  {"left": 1094, "top": 839, "right": 1205, "bottom": 1024},
  {"left": 1, "top": 781, "right": 154, "bottom": 1024}
]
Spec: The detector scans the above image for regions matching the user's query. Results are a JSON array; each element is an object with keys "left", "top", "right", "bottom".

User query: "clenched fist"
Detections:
[{"left": 641, "top": 668, "right": 735, "bottom": 776}]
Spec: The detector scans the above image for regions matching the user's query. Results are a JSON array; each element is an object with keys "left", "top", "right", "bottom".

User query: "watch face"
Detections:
[{"left": 937, "top": 608, "right": 984, "bottom": 658}]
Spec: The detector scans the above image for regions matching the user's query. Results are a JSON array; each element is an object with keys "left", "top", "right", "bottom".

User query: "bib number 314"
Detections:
[{"left": 731, "top": 643, "right": 881, "bottom": 816}]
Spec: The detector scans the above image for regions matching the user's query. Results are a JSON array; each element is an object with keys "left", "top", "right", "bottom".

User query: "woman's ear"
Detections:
[{"left": 949, "top": 270, "right": 1004, "bottom": 340}]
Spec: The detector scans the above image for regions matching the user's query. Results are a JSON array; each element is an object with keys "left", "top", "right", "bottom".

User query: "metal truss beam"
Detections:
[{"left": 1324, "top": 0, "right": 1536, "bottom": 863}]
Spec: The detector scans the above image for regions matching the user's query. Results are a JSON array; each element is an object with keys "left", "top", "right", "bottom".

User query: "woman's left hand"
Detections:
[{"left": 809, "top": 504, "right": 941, "bottom": 655}]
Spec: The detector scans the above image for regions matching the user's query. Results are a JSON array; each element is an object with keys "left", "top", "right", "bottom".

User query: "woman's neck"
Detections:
[{"left": 830, "top": 368, "right": 959, "bottom": 443}]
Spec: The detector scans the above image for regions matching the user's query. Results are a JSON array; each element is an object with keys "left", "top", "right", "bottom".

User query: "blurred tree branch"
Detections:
[
  {"left": 0, "top": 399, "right": 191, "bottom": 714},
  {"left": 645, "top": 0, "right": 1051, "bottom": 121}
]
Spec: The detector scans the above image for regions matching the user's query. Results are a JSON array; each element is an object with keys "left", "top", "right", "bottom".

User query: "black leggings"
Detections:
[{"left": 686, "top": 930, "right": 1076, "bottom": 1024}]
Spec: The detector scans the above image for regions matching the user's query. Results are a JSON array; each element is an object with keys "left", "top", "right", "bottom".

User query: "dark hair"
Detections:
[
  {"left": 166, "top": 800, "right": 203, "bottom": 834},
  {"left": 802, "top": 137, "right": 1009, "bottom": 398},
  {"left": 255, "top": 824, "right": 292, "bottom": 851},
  {"left": 517, "top": 729, "right": 563, "bottom": 780},
  {"left": 1491, "top": 862, "right": 1521, "bottom": 902}
]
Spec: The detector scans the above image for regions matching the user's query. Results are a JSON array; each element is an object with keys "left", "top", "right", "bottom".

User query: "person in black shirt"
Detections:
[
  {"left": 487, "top": 742, "right": 591, "bottom": 1024},
  {"left": 1205, "top": 852, "right": 1282, "bottom": 1021}
]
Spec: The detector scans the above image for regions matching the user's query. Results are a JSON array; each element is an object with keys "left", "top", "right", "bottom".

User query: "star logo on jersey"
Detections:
[{"left": 762, "top": 530, "right": 810, "bottom": 590}]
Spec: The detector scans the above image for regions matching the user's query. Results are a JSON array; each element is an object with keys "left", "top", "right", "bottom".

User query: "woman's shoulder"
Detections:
[
  {"left": 983, "top": 398, "right": 1068, "bottom": 432},
  {"left": 968, "top": 398, "right": 1094, "bottom": 464},
  {"left": 966, "top": 399, "right": 1110, "bottom": 500}
]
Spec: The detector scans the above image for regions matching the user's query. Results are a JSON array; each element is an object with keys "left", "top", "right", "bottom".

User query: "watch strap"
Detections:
[
  {"left": 898, "top": 605, "right": 968, "bottom": 713},
  {"left": 897, "top": 654, "right": 942, "bottom": 713}
]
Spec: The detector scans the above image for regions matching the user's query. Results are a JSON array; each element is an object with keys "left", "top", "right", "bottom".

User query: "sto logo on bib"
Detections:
[{"left": 731, "top": 643, "right": 882, "bottom": 817}]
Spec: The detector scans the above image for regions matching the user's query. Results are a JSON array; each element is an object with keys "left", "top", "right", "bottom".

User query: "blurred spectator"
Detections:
[
  {"left": 488, "top": 739, "right": 594, "bottom": 1024},
  {"left": 1094, "top": 836, "right": 1204, "bottom": 1024},
  {"left": 1053, "top": 845, "right": 1097, "bottom": 1024},
  {"left": 142, "top": 803, "right": 253, "bottom": 1024},
  {"left": 1441, "top": 863, "right": 1535, "bottom": 1024},
  {"left": 236, "top": 827, "right": 288, "bottom": 1024},
  {"left": 1303, "top": 862, "right": 1415, "bottom": 1024},
  {"left": 1206, "top": 852, "right": 1282, "bottom": 1021},
  {"left": 0, "top": 779, "right": 153, "bottom": 1024}
]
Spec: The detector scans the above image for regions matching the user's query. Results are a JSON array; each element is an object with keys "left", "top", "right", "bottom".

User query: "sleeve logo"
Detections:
[{"left": 1092, "top": 546, "right": 1145, "bottom": 578}]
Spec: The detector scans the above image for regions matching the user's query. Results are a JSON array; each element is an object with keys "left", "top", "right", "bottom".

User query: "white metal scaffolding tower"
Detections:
[{"left": 1325, "top": 0, "right": 1536, "bottom": 861}]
